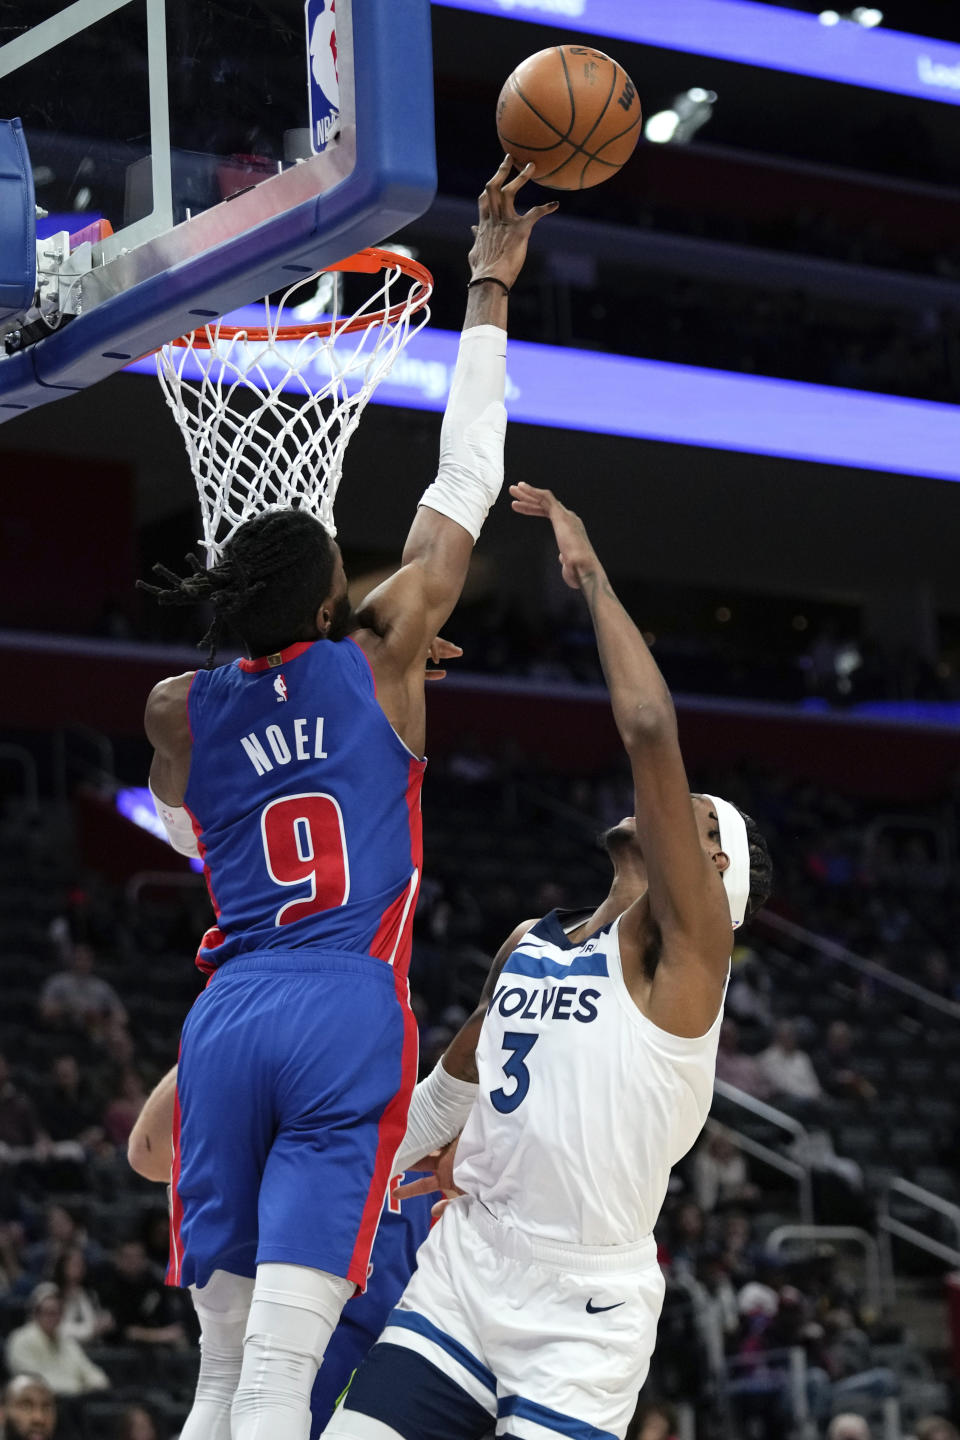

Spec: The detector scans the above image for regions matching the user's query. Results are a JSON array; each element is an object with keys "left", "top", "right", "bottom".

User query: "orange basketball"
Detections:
[{"left": 496, "top": 46, "right": 642, "bottom": 191}]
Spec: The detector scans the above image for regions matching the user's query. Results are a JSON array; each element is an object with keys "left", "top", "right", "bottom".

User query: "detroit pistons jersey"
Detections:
[
  {"left": 183, "top": 637, "right": 425, "bottom": 975},
  {"left": 453, "top": 910, "right": 725, "bottom": 1246}
]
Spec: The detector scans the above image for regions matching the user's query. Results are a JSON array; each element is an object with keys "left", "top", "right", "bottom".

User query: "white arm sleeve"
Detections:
[
  {"left": 417, "top": 323, "right": 508, "bottom": 542},
  {"left": 149, "top": 781, "right": 200, "bottom": 858},
  {"left": 393, "top": 1058, "right": 478, "bottom": 1175}
]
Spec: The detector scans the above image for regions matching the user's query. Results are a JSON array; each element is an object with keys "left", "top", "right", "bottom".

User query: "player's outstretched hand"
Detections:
[
  {"left": 425, "top": 636, "right": 464, "bottom": 681},
  {"left": 468, "top": 155, "right": 559, "bottom": 291},
  {"left": 509, "top": 482, "right": 601, "bottom": 591},
  {"left": 394, "top": 1138, "right": 463, "bottom": 1203}
]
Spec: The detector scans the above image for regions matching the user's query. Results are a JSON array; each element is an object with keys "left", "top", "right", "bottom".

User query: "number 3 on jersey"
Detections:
[
  {"left": 261, "top": 792, "right": 350, "bottom": 926},
  {"left": 490, "top": 1032, "right": 539, "bottom": 1114}
]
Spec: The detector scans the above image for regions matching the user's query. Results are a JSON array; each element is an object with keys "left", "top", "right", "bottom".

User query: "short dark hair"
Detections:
[
  {"left": 736, "top": 805, "right": 772, "bottom": 921},
  {"left": 138, "top": 509, "right": 337, "bottom": 666}
]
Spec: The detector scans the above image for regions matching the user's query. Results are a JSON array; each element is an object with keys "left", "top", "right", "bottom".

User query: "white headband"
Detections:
[{"left": 704, "top": 794, "right": 751, "bottom": 931}]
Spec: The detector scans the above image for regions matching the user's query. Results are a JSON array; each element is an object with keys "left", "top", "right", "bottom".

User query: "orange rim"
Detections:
[{"left": 170, "top": 247, "right": 434, "bottom": 349}]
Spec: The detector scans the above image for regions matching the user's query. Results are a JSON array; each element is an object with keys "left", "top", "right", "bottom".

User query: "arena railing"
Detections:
[
  {"left": 765, "top": 1225, "right": 884, "bottom": 1312},
  {"left": 755, "top": 911, "right": 960, "bottom": 1022},
  {"left": 722, "top": 1346, "right": 819, "bottom": 1440},
  {"left": 710, "top": 1083, "right": 814, "bottom": 1224},
  {"left": 878, "top": 1177, "right": 960, "bottom": 1288}
]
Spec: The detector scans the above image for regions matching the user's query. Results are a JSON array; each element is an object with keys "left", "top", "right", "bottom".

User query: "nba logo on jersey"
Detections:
[
  {"left": 306, "top": 0, "right": 340, "bottom": 152},
  {"left": 273, "top": 674, "right": 288, "bottom": 703}
]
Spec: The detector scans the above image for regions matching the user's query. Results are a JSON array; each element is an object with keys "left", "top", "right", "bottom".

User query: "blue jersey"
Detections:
[{"left": 183, "top": 637, "right": 426, "bottom": 977}]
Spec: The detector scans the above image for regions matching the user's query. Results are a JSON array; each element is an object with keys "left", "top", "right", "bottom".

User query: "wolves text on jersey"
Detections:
[
  {"left": 241, "top": 717, "right": 330, "bottom": 776},
  {"left": 488, "top": 982, "right": 601, "bottom": 1024}
]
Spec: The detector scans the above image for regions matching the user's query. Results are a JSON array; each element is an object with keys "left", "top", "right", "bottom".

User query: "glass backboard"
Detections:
[{"left": 0, "top": 0, "right": 436, "bottom": 416}]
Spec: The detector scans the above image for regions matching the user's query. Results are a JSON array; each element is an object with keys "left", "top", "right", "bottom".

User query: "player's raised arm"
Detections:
[
  {"left": 144, "top": 671, "right": 196, "bottom": 822},
  {"left": 354, "top": 158, "right": 557, "bottom": 674},
  {"left": 510, "top": 483, "right": 744, "bottom": 1036}
]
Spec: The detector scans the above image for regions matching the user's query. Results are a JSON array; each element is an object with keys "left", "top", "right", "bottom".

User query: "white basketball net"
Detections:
[{"left": 156, "top": 251, "right": 433, "bottom": 564}]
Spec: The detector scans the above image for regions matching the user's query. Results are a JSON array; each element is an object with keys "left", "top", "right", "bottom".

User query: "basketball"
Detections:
[{"left": 496, "top": 46, "right": 642, "bottom": 191}]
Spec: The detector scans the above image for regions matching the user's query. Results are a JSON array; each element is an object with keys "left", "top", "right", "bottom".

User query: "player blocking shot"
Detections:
[
  {"left": 324, "top": 485, "right": 773, "bottom": 1440},
  {"left": 140, "top": 162, "right": 557, "bottom": 1440}
]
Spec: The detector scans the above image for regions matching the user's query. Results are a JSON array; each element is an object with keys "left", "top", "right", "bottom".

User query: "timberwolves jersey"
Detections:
[
  {"left": 453, "top": 910, "right": 725, "bottom": 1245},
  {"left": 184, "top": 637, "right": 425, "bottom": 974}
]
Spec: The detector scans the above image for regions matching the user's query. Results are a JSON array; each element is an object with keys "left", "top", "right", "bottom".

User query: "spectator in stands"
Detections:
[
  {"left": 814, "top": 1021, "right": 877, "bottom": 1102},
  {"left": 760, "top": 1021, "right": 823, "bottom": 1111},
  {"left": 715, "top": 1019, "right": 772, "bottom": 1100},
  {"left": 38, "top": 944, "right": 127, "bottom": 1037},
  {"left": 23, "top": 1206, "right": 92, "bottom": 1284},
  {"left": 726, "top": 951, "right": 774, "bottom": 1030},
  {"left": 1, "top": 1375, "right": 58, "bottom": 1440},
  {"left": 4, "top": 1283, "right": 109, "bottom": 1396},
  {"left": 914, "top": 1421, "right": 960, "bottom": 1440},
  {"left": 0, "top": 1218, "right": 25, "bottom": 1298},
  {"left": 53, "top": 1247, "right": 112, "bottom": 1344},
  {"left": 102, "top": 1069, "right": 146, "bottom": 1149},
  {"left": 94, "top": 1019, "right": 138, "bottom": 1095},
  {"left": 692, "top": 1129, "right": 759, "bottom": 1213},
  {"left": 666, "top": 1201, "right": 707, "bottom": 1279},
  {"left": 828, "top": 1417, "right": 871, "bottom": 1440},
  {"left": 115, "top": 1404, "right": 164, "bottom": 1440},
  {"left": 628, "top": 1400, "right": 678, "bottom": 1440},
  {"left": 94, "top": 1241, "right": 185, "bottom": 1348},
  {"left": 37, "top": 1055, "right": 104, "bottom": 1147},
  {"left": 718, "top": 1211, "right": 762, "bottom": 1287},
  {"left": 0, "top": 1053, "right": 48, "bottom": 1152}
]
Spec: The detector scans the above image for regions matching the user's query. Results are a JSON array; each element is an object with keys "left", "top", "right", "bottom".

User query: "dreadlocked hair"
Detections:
[
  {"left": 137, "top": 509, "right": 337, "bottom": 667},
  {"left": 734, "top": 805, "right": 773, "bottom": 921}
]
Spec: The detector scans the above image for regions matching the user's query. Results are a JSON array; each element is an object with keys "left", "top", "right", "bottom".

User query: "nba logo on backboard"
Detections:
[{"left": 306, "top": 0, "right": 340, "bottom": 152}]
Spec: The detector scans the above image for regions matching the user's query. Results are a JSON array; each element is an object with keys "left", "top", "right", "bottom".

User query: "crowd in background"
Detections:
[
  {"left": 425, "top": 252, "right": 960, "bottom": 408},
  {"left": 0, "top": 744, "right": 958, "bottom": 1436}
]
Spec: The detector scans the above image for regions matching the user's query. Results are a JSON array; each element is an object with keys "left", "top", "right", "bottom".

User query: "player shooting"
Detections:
[{"left": 325, "top": 484, "right": 773, "bottom": 1440}]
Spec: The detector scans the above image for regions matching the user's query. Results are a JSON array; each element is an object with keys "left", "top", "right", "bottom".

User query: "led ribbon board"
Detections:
[
  {"left": 432, "top": 0, "right": 960, "bottom": 106},
  {"left": 128, "top": 320, "right": 960, "bottom": 483}
]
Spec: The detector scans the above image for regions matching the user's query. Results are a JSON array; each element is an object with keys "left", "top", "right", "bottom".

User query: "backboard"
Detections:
[{"left": 0, "top": 0, "right": 436, "bottom": 418}]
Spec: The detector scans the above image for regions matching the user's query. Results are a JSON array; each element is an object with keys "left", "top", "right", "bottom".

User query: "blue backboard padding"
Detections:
[
  {"left": 0, "top": 119, "right": 36, "bottom": 323},
  {"left": 0, "top": 0, "right": 436, "bottom": 416}
]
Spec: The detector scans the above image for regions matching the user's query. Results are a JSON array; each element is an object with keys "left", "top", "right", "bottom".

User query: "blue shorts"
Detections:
[
  {"left": 310, "top": 1176, "right": 434, "bottom": 1437},
  {"left": 168, "top": 949, "right": 417, "bottom": 1292}
]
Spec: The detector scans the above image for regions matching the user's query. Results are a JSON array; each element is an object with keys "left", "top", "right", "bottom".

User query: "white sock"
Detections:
[
  {"left": 180, "top": 1270, "right": 255, "bottom": 1440},
  {"left": 231, "top": 1262, "right": 353, "bottom": 1440}
]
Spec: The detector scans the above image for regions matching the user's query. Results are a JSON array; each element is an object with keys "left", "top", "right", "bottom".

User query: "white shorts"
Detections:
[{"left": 325, "top": 1195, "right": 666, "bottom": 1440}]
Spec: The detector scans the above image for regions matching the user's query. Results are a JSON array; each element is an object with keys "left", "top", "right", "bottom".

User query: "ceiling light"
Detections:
[
  {"left": 819, "top": 10, "right": 841, "bottom": 24},
  {"left": 645, "top": 109, "right": 680, "bottom": 144},
  {"left": 644, "top": 89, "right": 717, "bottom": 145}
]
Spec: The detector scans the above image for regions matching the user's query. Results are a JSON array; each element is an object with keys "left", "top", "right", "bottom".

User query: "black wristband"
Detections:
[{"left": 467, "top": 276, "right": 511, "bottom": 296}]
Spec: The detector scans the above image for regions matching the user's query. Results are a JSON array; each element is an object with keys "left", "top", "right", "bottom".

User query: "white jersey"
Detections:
[{"left": 454, "top": 909, "right": 725, "bottom": 1247}]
